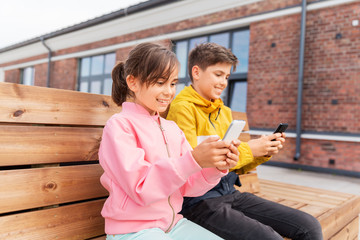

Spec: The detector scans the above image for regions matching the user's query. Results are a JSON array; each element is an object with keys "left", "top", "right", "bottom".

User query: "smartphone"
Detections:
[
  {"left": 272, "top": 123, "right": 288, "bottom": 141},
  {"left": 222, "top": 120, "right": 246, "bottom": 142}
]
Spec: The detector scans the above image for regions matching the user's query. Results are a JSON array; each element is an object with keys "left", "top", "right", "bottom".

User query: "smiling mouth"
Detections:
[{"left": 157, "top": 99, "right": 170, "bottom": 104}]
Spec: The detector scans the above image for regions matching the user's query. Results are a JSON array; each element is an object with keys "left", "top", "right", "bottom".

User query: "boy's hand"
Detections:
[
  {"left": 216, "top": 141, "right": 240, "bottom": 171},
  {"left": 192, "top": 136, "right": 231, "bottom": 169},
  {"left": 248, "top": 133, "right": 285, "bottom": 157}
]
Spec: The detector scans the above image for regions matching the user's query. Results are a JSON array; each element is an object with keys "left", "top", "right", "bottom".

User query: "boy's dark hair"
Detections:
[
  {"left": 188, "top": 42, "right": 238, "bottom": 82},
  {"left": 112, "top": 42, "right": 179, "bottom": 106}
]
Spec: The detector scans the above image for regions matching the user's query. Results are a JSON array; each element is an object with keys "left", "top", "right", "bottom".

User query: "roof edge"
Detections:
[{"left": 0, "top": 0, "right": 179, "bottom": 53}]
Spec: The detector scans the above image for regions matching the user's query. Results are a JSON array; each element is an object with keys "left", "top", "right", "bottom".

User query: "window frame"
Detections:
[
  {"left": 20, "top": 66, "right": 35, "bottom": 86},
  {"left": 77, "top": 52, "right": 115, "bottom": 95}
]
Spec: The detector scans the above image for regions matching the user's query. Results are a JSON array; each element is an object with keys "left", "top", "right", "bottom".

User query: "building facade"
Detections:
[{"left": 0, "top": 0, "right": 359, "bottom": 175}]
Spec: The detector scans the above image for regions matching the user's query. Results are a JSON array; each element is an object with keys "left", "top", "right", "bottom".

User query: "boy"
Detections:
[{"left": 167, "top": 43, "right": 323, "bottom": 240}]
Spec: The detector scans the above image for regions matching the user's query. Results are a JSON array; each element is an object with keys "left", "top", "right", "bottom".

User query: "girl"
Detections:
[{"left": 98, "top": 42, "right": 240, "bottom": 240}]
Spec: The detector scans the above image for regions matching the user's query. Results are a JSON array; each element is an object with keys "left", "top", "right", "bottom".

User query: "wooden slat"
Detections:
[
  {"left": 0, "top": 164, "right": 107, "bottom": 214},
  {"left": 238, "top": 132, "right": 251, "bottom": 142},
  {"left": 0, "top": 125, "right": 102, "bottom": 166},
  {"left": 259, "top": 180, "right": 352, "bottom": 206},
  {"left": 0, "top": 199, "right": 105, "bottom": 240},
  {"left": 297, "top": 204, "right": 331, "bottom": 218},
  {"left": 318, "top": 195, "right": 360, "bottom": 240},
  {"left": 329, "top": 216, "right": 359, "bottom": 240},
  {"left": 259, "top": 179, "right": 354, "bottom": 199},
  {"left": 0, "top": 82, "right": 121, "bottom": 126},
  {"left": 236, "top": 172, "right": 260, "bottom": 193},
  {"left": 232, "top": 111, "right": 249, "bottom": 131}
]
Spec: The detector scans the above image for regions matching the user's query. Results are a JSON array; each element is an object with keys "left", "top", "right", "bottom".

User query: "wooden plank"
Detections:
[
  {"left": 318, "top": 195, "right": 360, "bottom": 240},
  {"left": 259, "top": 180, "right": 351, "bottom": 206},
  {"left": 277, "top": 200, "right": 306, "bottom": 209},
  {"left": 232, "top": 111, "right": 249, "bottom": 131},
  {"left": 238, "top": 132, "right": 251, "bottom": 142},
  {"left": 0, "top": 164, "right": 107, "bottom": 214},
  {"left": 236, "top": 172, "right": 260, "bottom": 193},
  {"left": 329, "top": 216, "right": 359, "bottom": 240},
  {"left": 0, "top": 82, "right": 121, "bottom": 126},
  {"left": 297, "top": 204, "right": 331, "bottom": 218},
  {"left": 259, "top": 179, "right": 354, "bottom": 199},
  {"left": 0, "top": 199, "right": 105, "bottom": 240},
  {"left": 0, "top": 125, "right": 102, "bottom": 166},
  {"left": 259, "top": 187, "right": 341, "bottom": 208}
]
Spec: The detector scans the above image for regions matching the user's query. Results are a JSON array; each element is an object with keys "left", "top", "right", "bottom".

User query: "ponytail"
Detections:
[{"left": 111, "top": 62, "right": 129, "bottom": 106}]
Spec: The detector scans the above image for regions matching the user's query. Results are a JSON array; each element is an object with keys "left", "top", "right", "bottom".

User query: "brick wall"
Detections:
[
  {"left": 4, "top": 69, "right": 20, "bottom": 83},
  {"left": 247, "top": 2, "right": 360, "bottom": 172},
  {"left": 302, "top": 3, "right": 360, "bottom": 134},
  {"left": 270, "top": 138, "right": 360, "bottom": 172},
  {"left": 50, "top": 59, "right": 78, "bottom": 90},
  {"left": 247, "top": 14, "right": 301, "bottom": 130}
]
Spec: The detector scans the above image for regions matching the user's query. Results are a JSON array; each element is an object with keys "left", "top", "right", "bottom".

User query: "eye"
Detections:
[{"left": 156, "top": 81, "right": 164, "bottom": 85}]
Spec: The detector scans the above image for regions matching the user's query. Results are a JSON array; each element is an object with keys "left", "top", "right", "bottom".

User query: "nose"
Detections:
[
  {"left": 220, "top": 77, "right": 228, "bottom": 87},
  {"left": 163, "top": 83, "right": 172, "bottom": 96}
]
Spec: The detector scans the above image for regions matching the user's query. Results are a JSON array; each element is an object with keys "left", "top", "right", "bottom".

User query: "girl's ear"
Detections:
[
  {"left": 126, "top": 75, "right": 139, "bottom": 92},
  {"left": 192, "top": 65, "right": 201, "bottom": 81}
]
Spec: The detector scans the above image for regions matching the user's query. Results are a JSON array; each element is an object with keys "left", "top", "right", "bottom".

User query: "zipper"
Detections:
[
  {"left": 158, "top": 119, "right": 175, "bottom": 233},
  {"left": 165, "top": 196, "right": 176, "bottom": 233},
  {"left": 159, "top": 124, "right": 170, "bottom": 158}
]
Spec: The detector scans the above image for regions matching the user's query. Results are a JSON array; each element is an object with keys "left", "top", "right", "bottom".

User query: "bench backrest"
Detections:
[
  {"left": 0, "top": 82, "right": 259, "bottom": 239},
  {"left": 0, "top": 82, "right": 121, "bottom": 239}
]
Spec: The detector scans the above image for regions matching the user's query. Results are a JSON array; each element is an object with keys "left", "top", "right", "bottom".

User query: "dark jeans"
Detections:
[{"left": 181, "top": 191, "right": 323, "bottom": 240}]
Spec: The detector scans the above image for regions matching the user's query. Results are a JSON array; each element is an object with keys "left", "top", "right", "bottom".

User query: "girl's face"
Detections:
[
  {"left": 132, "top": 67, "right": 179, "bottom": 115},
  {"left": 192, "top": 62, "right": 231, "bottom": 101}
]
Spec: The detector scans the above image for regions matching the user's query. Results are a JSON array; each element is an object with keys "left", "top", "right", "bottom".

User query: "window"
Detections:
[
  {"left": 173, "top": 28, "right": 250, "bottom": 112},
  {"left": 21, "top": 67, "right": 35, "bottom": 86},
  {"left": 78, "top": 53, "right": 116, "bottom": 95}
]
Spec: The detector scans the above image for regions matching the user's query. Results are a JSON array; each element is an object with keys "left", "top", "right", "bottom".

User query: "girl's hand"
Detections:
[
  {"left": 216, "top": 142, "right": 240, "bottom": 171},
  {"left": 248, "top": 133, "right": 285, "bottom": 157},
  {"left": 192, "top": 136, "right": 230, "bottom": 169}
]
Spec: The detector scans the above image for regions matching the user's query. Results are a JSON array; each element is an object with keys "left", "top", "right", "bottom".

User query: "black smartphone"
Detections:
[
  {"left": 272, "top": 123, "right": 288, "bottom": 141},
  {"left": 273, "top": 123, "right": 288, "bottom": 133}
]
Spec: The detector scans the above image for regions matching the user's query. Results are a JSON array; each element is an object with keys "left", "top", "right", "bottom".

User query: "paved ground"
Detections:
[
  {"left": 257, "top": 165, "right": 360, "bottom": 239},
  {"left": 257, "top": 165, "right": 360, "bottom": 195}
]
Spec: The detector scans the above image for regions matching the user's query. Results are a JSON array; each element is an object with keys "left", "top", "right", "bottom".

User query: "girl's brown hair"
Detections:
[{"left": 111, "top": 42, "right": 179, "bottom": 106}]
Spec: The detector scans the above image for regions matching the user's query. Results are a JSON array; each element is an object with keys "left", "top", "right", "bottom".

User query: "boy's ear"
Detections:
[
  {"left": 192, "top": 65, "right": 201, "bottom": 81},
  {"left": 126, "top": 75, "right": 139, "bottom": 92}
]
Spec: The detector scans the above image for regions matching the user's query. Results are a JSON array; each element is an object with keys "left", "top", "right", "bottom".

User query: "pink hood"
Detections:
[{"left": 99, "top": 102, "right": 226, "bottom": 234}]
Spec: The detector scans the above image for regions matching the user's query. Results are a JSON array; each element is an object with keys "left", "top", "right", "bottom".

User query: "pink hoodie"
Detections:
[{"left": 99, "top": 102, "right": 226, "bottom": 235}]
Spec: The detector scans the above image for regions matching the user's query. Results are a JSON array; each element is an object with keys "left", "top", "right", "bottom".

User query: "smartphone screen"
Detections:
[
  {"left": 222, "top": 120, "right": 246, "bottom": 142},
  {"left": 272, "top": 123, "right": 288, "bottom": 141},
  {"left": 274, "top": 123, "right": 288, "bottom": 133}
]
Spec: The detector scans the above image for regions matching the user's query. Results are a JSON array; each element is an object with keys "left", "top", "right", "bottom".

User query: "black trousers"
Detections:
[{"left": 181, "top": 192, "right": 323, "bottom": 240}]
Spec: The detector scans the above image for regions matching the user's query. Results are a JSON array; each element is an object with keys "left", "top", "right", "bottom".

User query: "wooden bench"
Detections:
[{"left": 1, "top": 82, "right": 359, "bottom": 239}]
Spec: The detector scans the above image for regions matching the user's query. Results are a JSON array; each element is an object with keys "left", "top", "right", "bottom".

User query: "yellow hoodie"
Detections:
[{"left": 167, "top": 86, "right": 270, "bottom": 174}]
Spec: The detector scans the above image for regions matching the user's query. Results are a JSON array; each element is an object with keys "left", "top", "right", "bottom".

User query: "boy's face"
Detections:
[{"left": 192, "top": 62, "right": 232, "bottom": 101}]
